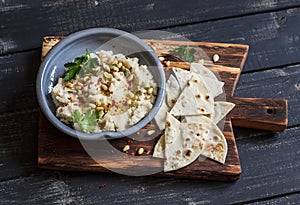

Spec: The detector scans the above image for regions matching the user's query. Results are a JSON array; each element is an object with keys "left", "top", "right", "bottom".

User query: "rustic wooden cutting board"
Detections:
[{"left": 38, "top": 37, "right": 288, "bottom": 181}]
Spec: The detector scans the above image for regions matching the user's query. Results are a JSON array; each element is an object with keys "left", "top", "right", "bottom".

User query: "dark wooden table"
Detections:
[{"left": 1, "top": 1, "right": 299, "bottom": 204}]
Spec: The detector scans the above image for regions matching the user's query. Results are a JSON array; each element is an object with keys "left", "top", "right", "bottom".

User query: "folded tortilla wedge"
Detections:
[
  {"left": 166, "top": 74, "right": 181, "bottom": 108},
  {"left": 155, "top": 74, "right": 181, "bottom": 130},
  {"left": 154, "top": 114, "right": 228, "bottom": 171},
  {"left": 172, "top": 67, "right": 192, "bottom": 90},
  {"left": 154, "top": 97, "right": 170, "bottom": 131},
  {"left": 212, "top": 101, "right": 235, "bottom": 124},
  {"left": 170, "top": 75, "right": 214, "bottom": 116},
  {"left": 184, "top": 101, "right": 235, "bottom": 124},
  {"left": 153, "top": 134, "right": 165, "bottom": 158},
  {"left": 163, "top": 113, "right": 206, "bottom": 172},
  {"left": 182, "top": 115, "right": 228, "bottom": 164}
]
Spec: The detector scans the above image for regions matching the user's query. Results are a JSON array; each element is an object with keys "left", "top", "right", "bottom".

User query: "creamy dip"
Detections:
[{"left": 52, "top": 50, "right": 157, "bottom": 133}]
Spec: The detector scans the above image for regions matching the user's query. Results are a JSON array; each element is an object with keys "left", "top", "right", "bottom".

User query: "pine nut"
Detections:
[
  {"left": 137, "top": 147, "right": 144, "bottom": 155},
  {"left": 123, "top": 145, "right": 130, "bottom": 152},
  {"left": 96, "top": 106, "right": 104, "bottom": 111},
  {"left": 66, "top": 82, "right": 73, "bottom": 88},
  {"left": 147, "top": 87, "right": 153, "bottom": 94},
  {"left": 75, "top": 85, "right": 82, "bottom": 90},
  {"left": 213, "top": 54, "right": 220, "bottom": 63},
  {"left": 101, "top": 84, "right": 108, "bottom": 91},
  {"left": 147, "top": 130, "right": 155, "bottom": 136}
]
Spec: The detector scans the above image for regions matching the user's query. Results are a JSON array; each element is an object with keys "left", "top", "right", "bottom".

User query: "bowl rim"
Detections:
[{"left": 36, "top": 28, "right": 166, "bottom": 140}]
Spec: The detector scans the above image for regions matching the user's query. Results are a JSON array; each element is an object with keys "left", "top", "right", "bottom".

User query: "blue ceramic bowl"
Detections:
[{"left": 36, "top": 28, "right": 165, "bottom": 140}]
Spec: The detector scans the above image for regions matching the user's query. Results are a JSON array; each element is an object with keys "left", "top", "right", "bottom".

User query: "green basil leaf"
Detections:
[
  {"left": 64, "top": 64, "right": 81, "bottom": 82},
  {"left": 64, "top": 62, "right": 77, "bottom": 69}
]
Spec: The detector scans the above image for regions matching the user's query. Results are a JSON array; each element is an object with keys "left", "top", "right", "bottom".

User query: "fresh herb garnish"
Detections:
[
  {"left": 64, "top": 49, "right": 99, "bottom": 82},
  {"left": 83, "top": 57, "right": 99, "bottom": 73},
  {"left": 169, "top": 45, "right": 196, "bottom": 63},
  {"left": 70, "top": 109, "right": 99, "bottom": 133}
]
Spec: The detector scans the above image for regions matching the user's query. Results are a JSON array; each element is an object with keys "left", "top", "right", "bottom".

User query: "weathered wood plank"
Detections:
[
  {"left": 0, "top": 50, "right": 40, "bottom": 114},
  {"left": 234, "top": 65, "right": 300, "bottom": 127},
  {"left": 167, "top": 7, "right": 300, "bottom": 72},
  {"left": 0, "top": 126, "right": 299, "bottom": 204},
  {"left": 0, "top": 110, "right": 40, "bottom": 181},
  {"left": 1, "top": 0, "right": 300, "bottom": 55},
  {"left": 230, "top": 97, "right": 288, "bottom": 132},
  {"left": 246, "top": 193, "right": 300, "bottom": 205}
]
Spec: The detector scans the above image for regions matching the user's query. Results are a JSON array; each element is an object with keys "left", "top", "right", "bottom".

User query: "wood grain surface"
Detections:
[{"left": 1, "top": 0, "right": 300, "bottom": 55}]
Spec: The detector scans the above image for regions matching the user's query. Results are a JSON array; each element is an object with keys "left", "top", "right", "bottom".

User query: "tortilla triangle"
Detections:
[
  {"left": 166, "top": 74, "right": 181, "bottom": 108},
  {"left": 164, "top": 113, "right": 205, "bottom": 172},
  {"left": 190, "top": 62, "right": 220, "bottom": 82},
  {"left": 212, "top": 101, "right": 235, "bottom": 124},
  {"left": 182, "top": 115, "right": 228, "bottom": 164},
  {"left": 154, "top": 97, "right": 170, "bottom": 130},
  {"left": 172, "top": 67, "right": 192, "bottom": 90},
  {"left": 184, "top": 101, "right": 235, "bottom": 124},
  {"left": 170, "top": 75, "right": 214, "bottom": 116},
  {"left": 153, "top": 134, "right": 165, "bottom": 158}
]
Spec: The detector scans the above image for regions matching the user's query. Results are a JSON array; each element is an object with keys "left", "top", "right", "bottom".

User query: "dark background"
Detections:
[{"left": 0, "top": 0, "right": 299, "bottom": 204}]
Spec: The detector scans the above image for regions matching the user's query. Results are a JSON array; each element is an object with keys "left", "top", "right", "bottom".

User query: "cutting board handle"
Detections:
[{"left": 230, "top": 98, "right": 288, "bottom": 132}]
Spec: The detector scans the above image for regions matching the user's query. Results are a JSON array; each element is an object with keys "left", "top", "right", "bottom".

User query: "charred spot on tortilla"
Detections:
[
  {"left": 213, "top": 136, "right": 219, "bottom": 141},
  {"left": 205, "top": 95, "right": 210, "bottom": 100},
  {"left": 194, "top": 79, "right": 198, "bottom": 83},
  {"left": 183, "top": 149, "right": 193, "bottom": 158},
  {"left": 166, "top": 121, "right": 171, "bottom": 127},
  {"left": 196, "top": 133, "right": 200, "bottom": 136},
  {"left": 176, "top": 150, "right": 181, "bottom": 155},
  {"left": 215, "top": 143, "right": 224, "bottom": 151},
  {"left": 171, "top": 99, "right": 177, "bottom": 104},
  {"left": 205, "top": 114, "right": 212, "bottom": 118},
  {"left": 195, "top": 94, "right": 201, "bottom": 99},
  {"left": 198, "top": 107, "right": 205, "bottom": 112},
  {"left": 205, "top": 144, "right": 214, "bottom": 151},
  {"left": 187, "top": 82, "right": 191, "bottom": 86}
]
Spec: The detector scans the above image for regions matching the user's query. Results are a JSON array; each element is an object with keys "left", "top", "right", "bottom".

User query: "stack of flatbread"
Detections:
[{"left": 154, "top": 62, "right": 235, "bottom": 172}]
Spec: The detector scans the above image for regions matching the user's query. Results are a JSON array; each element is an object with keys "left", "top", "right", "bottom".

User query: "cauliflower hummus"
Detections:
[{"left": 51, "top": 50, "right": 157, "bottom": 133}]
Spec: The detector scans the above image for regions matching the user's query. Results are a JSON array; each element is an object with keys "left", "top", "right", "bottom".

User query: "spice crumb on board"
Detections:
[
  {"left": 123, "top": 145, "right": 130, "bottom": 152},
  {"left": 98, "top": 183, "right": 106, "bottom": 189}
]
